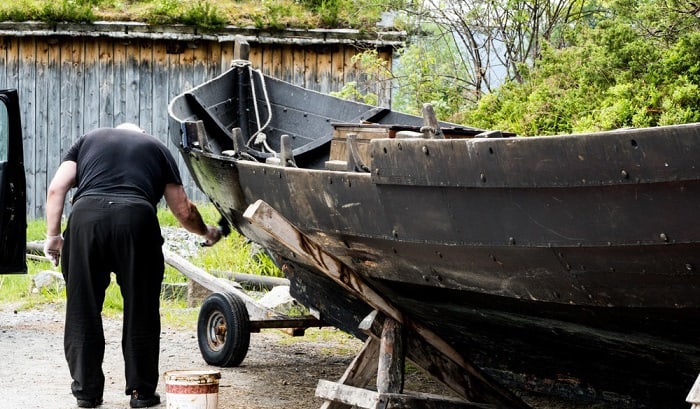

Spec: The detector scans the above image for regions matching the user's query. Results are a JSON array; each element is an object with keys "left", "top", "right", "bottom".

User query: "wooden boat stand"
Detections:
[
  {"left": 315, "top": 310, "right": 496, "bottom": 409},
  {"left": 243, "top": 199, "right": 533, "bottom": 409}
]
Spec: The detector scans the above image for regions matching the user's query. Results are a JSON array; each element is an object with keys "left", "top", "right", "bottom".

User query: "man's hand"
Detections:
[
  {"left": 43, "top": 235, "right": 64, "bottom": 267},
  {"left": 201, "top": 225, "right": 223, "bottom": 247}
]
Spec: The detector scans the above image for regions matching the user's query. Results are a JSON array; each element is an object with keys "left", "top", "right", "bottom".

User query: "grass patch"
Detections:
[
  {"left": 1, "top": 203, "right": 279, "bottom": 327},
  {"left": 0, "top": 0, "right": 401, "bottom": 30},
  {"left": 193, "top": 234, "right": 282, "bottom": 278},
  {"left": 160, "top": 305, "right": 199, "bottom": 329},
  {"left": 276, "top": 326, "right": 360, "bottom": 356}
]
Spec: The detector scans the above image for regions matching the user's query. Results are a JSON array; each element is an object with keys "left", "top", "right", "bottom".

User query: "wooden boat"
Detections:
[{"left": 168, "top": 46, "right": 700, "bottom": 409}]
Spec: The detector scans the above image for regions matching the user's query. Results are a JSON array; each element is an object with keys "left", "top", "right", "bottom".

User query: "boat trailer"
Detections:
[{"left": 163, "top": 248, "right": 324, "bottom": 367}]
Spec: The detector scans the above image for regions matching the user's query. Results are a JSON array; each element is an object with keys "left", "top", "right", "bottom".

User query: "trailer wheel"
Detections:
[{"left": 197, "top": 292, "right": 250, "bottom": 367}]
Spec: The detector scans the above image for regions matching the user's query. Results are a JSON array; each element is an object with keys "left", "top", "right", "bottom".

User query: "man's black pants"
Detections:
[{"left": 61, "top": 196, "right": 164, "bottom": 400}]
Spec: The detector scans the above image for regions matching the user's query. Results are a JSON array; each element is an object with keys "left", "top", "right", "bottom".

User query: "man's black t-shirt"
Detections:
[{"left": 63, "top": 127, "right": 183, "bottom": 207}]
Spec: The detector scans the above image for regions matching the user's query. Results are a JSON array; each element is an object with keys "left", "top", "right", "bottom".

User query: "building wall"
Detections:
[{"left": 0, "top": 25, "right": 399, "bottom": 219}]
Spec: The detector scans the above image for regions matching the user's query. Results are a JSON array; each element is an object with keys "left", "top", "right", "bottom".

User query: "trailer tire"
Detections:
[{"left": 197, "top": 292, "right": 250, "bottom": 367}]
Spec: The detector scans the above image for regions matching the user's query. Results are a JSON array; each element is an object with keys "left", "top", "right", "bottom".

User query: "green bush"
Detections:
[
  {"left": 180, "top": 1, "right": 227, "bottom": 31},
  {"left": 1, "top": 204, "right": 280, "bottom": 316},
  {"left": 144, "top": 0, "right": 181, "bottom": 25},
  {"left": 39, "top": 0, "right": 95, "bottom": 23}
]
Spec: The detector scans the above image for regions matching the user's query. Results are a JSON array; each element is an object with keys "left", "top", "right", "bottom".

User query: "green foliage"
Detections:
[
  {"left": 27, "top": 218, "right": 48, "bottom": 241},
  {"left": 158, "top": 203, "right": 281, "bottom": 277},
  {"left": 331, "top": 50, "right": 391, "bottom": 106},
  {"left": 383, "top": 0, "right": 698, "bottom": 135},
  {"left": 252, "top": 0, "right": 291, "bottom": 30},
  {"left": 144, "top": 0, "right": 180, "bottom": 25},
  {"left": 313, "top": 0, "right": 342, "bottom": 27},
  {"left": 37, "top": 0, "right": 96, "bottom": 23},
  {"left": 0, "top": 0, "right": 399, "bottom": 30},
  {"left": 180, "top": 1, "right": 227, "bottom": 31},
  {"left": 392, "top": 36, "right": 477, "bottom": 122},
  {"left": 455, "top": 0, "right": 700, "bottom": 135},
  {"left": 0, "top": 1, "right": 35, "bottom": 21},
  {"left": 194, "top": 234, "right": 282, "bottom": 277},
  {"left": 144, "top": 0, "right": 227, "bottom": 30},
  {"left": 291, "top": 0, "right": 409, "bottom": 28},
  {"left": 331, "top": 81, "right": 378, "bottom": 105}
]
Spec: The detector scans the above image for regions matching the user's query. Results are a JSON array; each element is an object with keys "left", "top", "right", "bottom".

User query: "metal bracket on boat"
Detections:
[{"left": 421, "top": 103, "right": 444, "bottom": 139}]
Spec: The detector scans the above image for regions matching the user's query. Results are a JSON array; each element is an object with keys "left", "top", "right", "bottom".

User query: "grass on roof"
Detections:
[{"left": 0, "top": 0, "right": 404, "bottom": 32}]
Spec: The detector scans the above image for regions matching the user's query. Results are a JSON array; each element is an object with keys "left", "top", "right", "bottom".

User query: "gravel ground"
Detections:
[
  {"left": 0, "top": 302, "right": 625, "bottom": 409},
  {"left": 0, "top": 303, "right": 365, "bottom": 409}
]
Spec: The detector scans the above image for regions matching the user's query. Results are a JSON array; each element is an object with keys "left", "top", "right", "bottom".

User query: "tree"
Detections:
[
  {"left": 463, "top": 0, "right": 700, "bottom": 134},
  {"left": 401, "top": 0, "right": 594, "bottom": 95}
]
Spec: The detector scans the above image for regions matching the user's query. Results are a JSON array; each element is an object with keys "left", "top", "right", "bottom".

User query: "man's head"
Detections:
[{"left": 115, "top": 122, "right": 146, "bottom": 133}]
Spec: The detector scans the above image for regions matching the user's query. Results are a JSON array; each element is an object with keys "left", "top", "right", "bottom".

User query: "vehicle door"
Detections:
[{"left": 0, "top": 89, "right": 26, "bottom": 274}]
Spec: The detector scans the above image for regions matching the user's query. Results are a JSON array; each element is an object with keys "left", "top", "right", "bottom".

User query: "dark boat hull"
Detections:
[{"left": 169, "top": 65, "right": 700, "bottom": 408}]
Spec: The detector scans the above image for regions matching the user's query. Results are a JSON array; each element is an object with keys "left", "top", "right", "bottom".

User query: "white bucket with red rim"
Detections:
[{"left": 164, "top": 370, "right": 221, "bottom": 409}]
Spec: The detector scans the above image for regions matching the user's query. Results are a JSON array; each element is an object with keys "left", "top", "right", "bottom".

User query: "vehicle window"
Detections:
[{"left": 0, "top": 101, "right": 8, "bottom": 162}]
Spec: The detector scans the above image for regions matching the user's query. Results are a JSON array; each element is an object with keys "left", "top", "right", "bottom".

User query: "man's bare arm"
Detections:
[
  {"left": 164, "top": 183, "right": 221, "bottom": 245},
  {"left": 46, "top": 161, "right": 77, "bottom": 236},
  {"left": 44, "top": 161, "right": 77, "bottom": 265}
]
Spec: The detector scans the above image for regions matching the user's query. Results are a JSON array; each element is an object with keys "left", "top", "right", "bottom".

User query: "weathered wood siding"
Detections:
[{"left": 0, "top": 25, "right": 399, "bottom": 219}]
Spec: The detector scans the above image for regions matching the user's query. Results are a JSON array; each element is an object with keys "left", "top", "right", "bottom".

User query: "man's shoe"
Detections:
[
  {"left": 130, "top": 391, "right": 160, "bottom": 408},
  {"left": 76, "top": 397, "right": 103, "bottom": 408}
]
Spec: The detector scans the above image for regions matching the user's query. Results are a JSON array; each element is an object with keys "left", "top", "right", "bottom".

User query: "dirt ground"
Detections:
[
  {"left": 0, "top": 302, "right": 451, "bottom": 409},
  {"left": 0, "top": 301, "right": 628, "bottom": 409}
]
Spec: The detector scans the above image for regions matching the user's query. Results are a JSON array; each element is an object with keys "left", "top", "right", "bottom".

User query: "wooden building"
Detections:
[{"left": 0, "top": 22, "right": 404, "bottom": 218}]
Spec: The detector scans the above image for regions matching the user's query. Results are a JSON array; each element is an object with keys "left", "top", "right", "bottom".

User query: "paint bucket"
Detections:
[{"left": 164, "top": 370, "right": 221, "bottom": 409}]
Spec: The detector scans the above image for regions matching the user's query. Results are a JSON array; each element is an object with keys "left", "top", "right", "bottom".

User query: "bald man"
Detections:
[{"left": 45, "top": 123, "right": 221, "bottom": 408}]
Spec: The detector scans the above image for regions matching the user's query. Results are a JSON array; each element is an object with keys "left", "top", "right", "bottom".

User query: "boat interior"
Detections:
[{"left": 170, "top": 62, "right": 512, "bottom": 171}]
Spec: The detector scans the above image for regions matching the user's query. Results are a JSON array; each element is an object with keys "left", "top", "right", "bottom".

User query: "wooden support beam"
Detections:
[
  {"left": 316, "top": 380, "right": 497, "bottom": 409},
  {"left": 377, "top": 317, "right": 405, "bottom": 394},
  {"left": 360, "top": 310, "right": 503, "bottom": 406},
  {"left": 319, "top": 315, "right": 405, "bottom": 409},
  {"left": 320, "top": 336, "right": 381, "bottom": 409},
  {"left": 243, "top": 199, "right": 531, "bottom": 409}
]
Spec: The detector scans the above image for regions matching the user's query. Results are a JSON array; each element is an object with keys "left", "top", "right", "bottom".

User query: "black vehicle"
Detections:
[{"left": 0, "top": 89, "right": 26, "bottom": 274}]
